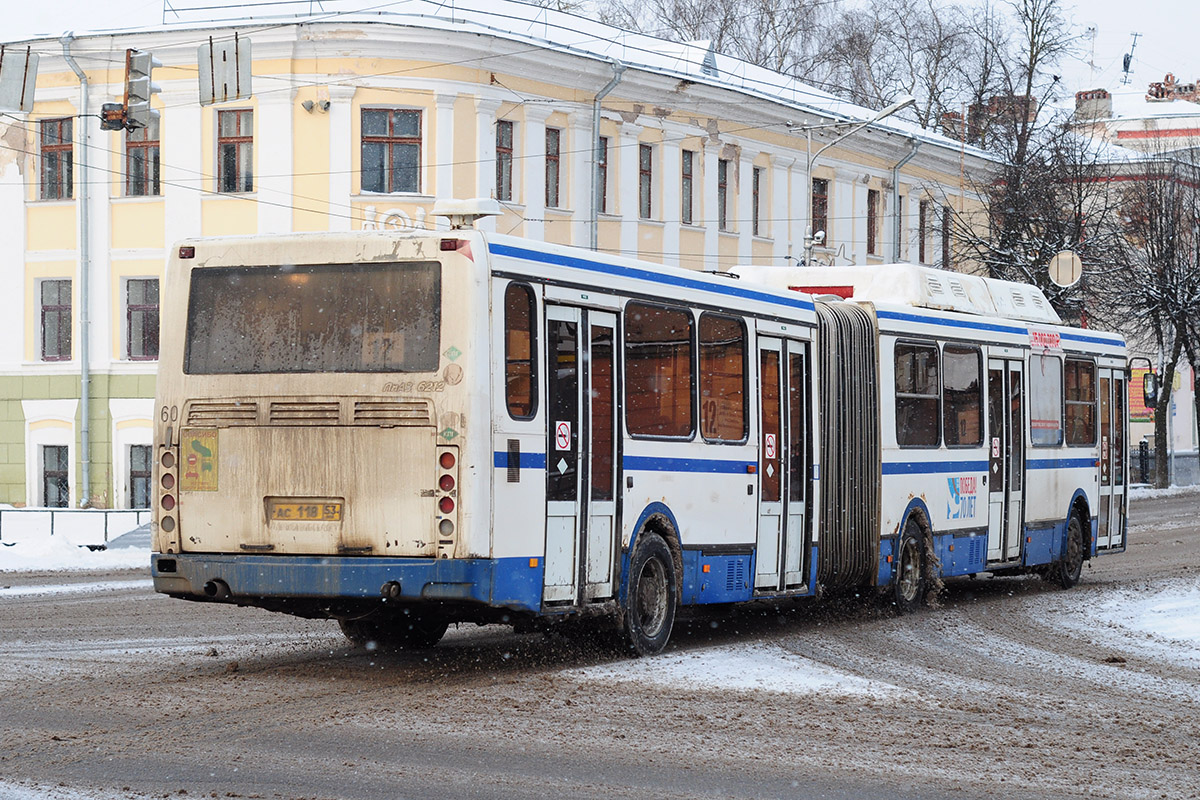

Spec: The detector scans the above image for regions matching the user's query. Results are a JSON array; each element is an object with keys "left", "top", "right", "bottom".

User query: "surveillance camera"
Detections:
[{"left": 813, "top": 230, "right": 826, "bottom": 245}]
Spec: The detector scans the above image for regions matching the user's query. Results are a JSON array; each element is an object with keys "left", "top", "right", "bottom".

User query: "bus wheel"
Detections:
[
  {"left": 623, "top": 532, "right": 676, "bottom": 657},
  {"left": 893, "top": 519, "right": 926, "bottom": 613},
  {"left": 1058, "top": 515, "right": 1085, "bottom": 589},
  {"left": 338, "top": 617, "right": 381, "bottom": 645}
]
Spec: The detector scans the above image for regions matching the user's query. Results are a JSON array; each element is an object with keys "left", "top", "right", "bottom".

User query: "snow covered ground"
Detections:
[{"left": 0, "top": 528, "right": 149, "bottom": 573}]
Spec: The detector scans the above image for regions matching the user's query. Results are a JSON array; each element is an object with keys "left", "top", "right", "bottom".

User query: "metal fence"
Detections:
[{"left": 0, "top": 508, "right": 151, "bottom": 548}]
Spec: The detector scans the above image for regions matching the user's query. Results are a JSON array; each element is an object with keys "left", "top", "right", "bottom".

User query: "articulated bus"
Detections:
[{"left": 151, "top": 208, "right": 1128, "bottom": 656}]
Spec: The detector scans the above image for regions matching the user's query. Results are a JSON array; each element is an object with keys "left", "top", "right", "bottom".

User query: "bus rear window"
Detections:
[{"left": 185, "top": 262, "right": 440, "bottom": 374}]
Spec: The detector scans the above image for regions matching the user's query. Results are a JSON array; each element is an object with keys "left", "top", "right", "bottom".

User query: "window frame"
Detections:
[
  {"left": 918, "top": 198, "right": 930, "bottom": 264},
  {"left": 1029, "top": 353, "right": 1065, "bottom": 447},
  {"left": 698, "top": 312, "right": 748, "bottom": 444},
  {"left": 941, "top": 205, "right": 952, "bottom": 269},
  {"left": 638, "top": 143, "right": 653, "bottom": 219},
  {"left": 811, "top": 177, "right": 829, "bottom": 244},
  {"left": 126, "top": 278, "right": 160, "bottom": 361},
  {"left": 681, "top": 149, "right": 694, "bottom": 225},
  {"left": 217, "top": 108, "right": 254, "bottom": 194},
  {"left": 623, "top": 300, "right": 696, "bottom": 441},
  {"left": 545, "top": 127, "right": 561, "bottom": 209},
  {"left": 125, "top": 117, "right": 161, "bottom": 197},
  {"left": 941, "top": 343, "right": 983, "bottom": 448},
  {"left": 751, "top": 166, "right": 763, "bottom": 237},
  {"left": 1065, "top": 357, "right": 1097, "bottom": 447},
  {"left": 504, "top": 282, "right": 538, "bottom": 420},
  {"left": 40, "top": 279, "right": 72, "bottom": 362},
  {"left": 40, "top": 117, "right": 73, "bottom": 201},
  {"left": 597, "top": 136, "right": 609, "bottom": 214},
  {"left": 360, "top": 108, "right": 422, "bottom": 194},
  {"left": 129, "top": 444, "right": 152, "bottom": 509},
  {"left": 42, "top": 444, "right": 70, "bottom": 508},
  {"left": 496, "top": 119, "right": 514, "bottom": 202},
  {"left": 867, "top": 188, "right": 880, "bottom": 255},
  {"left": 894, "top": 339, "right": 941, "bottom": 448}
]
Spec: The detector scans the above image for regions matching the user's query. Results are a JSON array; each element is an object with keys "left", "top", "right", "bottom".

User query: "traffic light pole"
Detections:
[{"left": 60, "top": 32, "right": 91, "bottom": 507}]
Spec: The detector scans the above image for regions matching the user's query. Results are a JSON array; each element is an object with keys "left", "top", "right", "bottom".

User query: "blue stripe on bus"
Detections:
[
  {"left": 1027, "top": 457, "right": 1096, "bottom": 470},
  {"left": 876, "top": 309, "right": 1028, "bottom": 336},
  {"left": 882, "top": 460, "right": 989, "bottom": 475},
  {"left": 1060, "top": 331, "right": 1124, "bottom": 347},
  {"left": 493, "top": 451, "right": 547, "bottom": 469},
  {"left": 624, "top": 455, "right": 754, "bottom": 474},
  {"left": 489, "top": 243, "right": 816, "bottom": 314}
]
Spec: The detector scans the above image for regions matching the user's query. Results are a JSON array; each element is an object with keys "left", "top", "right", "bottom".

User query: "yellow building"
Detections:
[{"left": 0, "top": 2, "right": 994, "bottom": 507}]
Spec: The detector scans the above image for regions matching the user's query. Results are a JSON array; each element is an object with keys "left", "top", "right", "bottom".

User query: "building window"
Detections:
[
  {"left": 638, "top": 144, "right": 653, "bottom": 219},
  {"left": 811, "top": 177, "right": 829, "bottom": 243},
  {"left": 942, "top": 205, "right": 952, "bottom": 269},
  {"left": 597, "top": 136, "right": 609, "bottom": 214},
  {"left": 41, "top": 279, "right": 72, "bottom": 362},
  {"left": 130, "top": 445, "right": 152, "bottom": 509},
  {"left": 126, "top": 117, "right": 160, "bottom": 196},
  {"left": 217, "top": 109, "right": 253, "bottom": 193},
  {"left": 545, "top": 128, "right": 561, "bottom": 208},
  {"left": 895, "top": 341, "right": 940, "bottom": 447},
  {"left": 625, "top": 302, "right": 693, "bottom": 438},
  {"left": 699, "top": 314, "right": 747, "bottom": 442},
  {"left": 43, "top": 445, "right": 69, "bottom": 508},
  {"left": 681, "top": 150, "right": 694, "bottom": 225},
  {"left": 496, "top": 120, "right": 514, "bottom": 202},
  {"left": 918, "top": 199, "right": 930, "bottom": 264},
  {"left": 127, "top": 278, "right": 160, "bottom": 361},
  {"left": 40, "top": 118, "right": 73, "bottom": 201},
  {"left": 361, "top": 109, "right": 421, "bottom": 194},
  {"left": 867, "top": 189, "right": 880, "bottom": 255},
  {"left": 1065, "top": 358, "right": 1097, "bottom": 446},
  {"left": 752, "top": 167, "right": 763, "bottom": 236},
  {"left": 943, "top": 345, "right": 982, "bottom": 447},
  {"left": 504, "top": 283, "right": 537, "bottom": 419},
  {"left": 717, "top": 158, "right": 729, "bottom": 231}
]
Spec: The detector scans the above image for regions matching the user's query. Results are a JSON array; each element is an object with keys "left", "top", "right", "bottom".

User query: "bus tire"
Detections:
[
  {"left": 1058, "top": 515, "right": 1085, "bottom": 589},
  {"left": 622, "top": 532, "right": 676, "bottom": 657},
  {"left": 893, "top": 518, "right": 926, "bottom": 613}
]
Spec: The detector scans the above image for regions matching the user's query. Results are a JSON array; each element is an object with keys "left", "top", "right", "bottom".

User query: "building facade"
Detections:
[{"left": 0, "top": 2, "right": 993, "bottom": 508}]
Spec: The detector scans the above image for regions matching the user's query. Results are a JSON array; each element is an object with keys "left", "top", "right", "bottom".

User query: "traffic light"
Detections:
[{"left": 124, "top": 49, "right": 161, "bottom": 130}]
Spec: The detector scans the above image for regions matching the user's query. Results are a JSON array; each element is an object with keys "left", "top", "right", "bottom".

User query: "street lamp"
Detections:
[{"left": 792, "top": 95, "right": 916, "bottom": 265}]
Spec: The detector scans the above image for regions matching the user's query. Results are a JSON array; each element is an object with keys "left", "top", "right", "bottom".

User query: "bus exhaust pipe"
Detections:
[{"left": 203, "top": 580, "right": 231, "bottom": 600}]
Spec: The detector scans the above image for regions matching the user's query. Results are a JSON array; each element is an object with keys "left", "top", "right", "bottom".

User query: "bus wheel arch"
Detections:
[{"left": 893, "top": 510, "right": 934, "bottom": 613}]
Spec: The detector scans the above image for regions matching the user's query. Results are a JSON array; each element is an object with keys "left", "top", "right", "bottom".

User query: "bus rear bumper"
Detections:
[{"left": 151, "top": 553, "right": 544, "bottom": 614}]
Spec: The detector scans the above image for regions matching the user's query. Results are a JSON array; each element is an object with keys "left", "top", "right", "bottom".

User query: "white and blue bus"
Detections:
[{"left": 151, "top": 206, "right": 1128, "bottom": 655}]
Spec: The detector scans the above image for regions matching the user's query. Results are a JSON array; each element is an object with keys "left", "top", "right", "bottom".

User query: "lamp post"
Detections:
[{"left": 793, "top": 95, "right": 916, "bottom": 265}]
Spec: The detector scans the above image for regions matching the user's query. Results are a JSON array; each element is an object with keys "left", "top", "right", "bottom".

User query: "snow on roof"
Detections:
[
  {"left": 6, "top": 0, "right": 986, "bottom": 160},
  {"left": 1106, "top": 91, "right": 1200, "bottom": 122}
]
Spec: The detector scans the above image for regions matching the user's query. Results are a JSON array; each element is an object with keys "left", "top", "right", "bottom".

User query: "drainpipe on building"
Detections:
[
  {"left": 589, "top": 60, "right": 625, "bottom": 251},
  {"left": 891, "top": 137, "right": 920, "bottom": 262},
  {"left": 61, "top": 33, "right": 91, "bottom": 507}
]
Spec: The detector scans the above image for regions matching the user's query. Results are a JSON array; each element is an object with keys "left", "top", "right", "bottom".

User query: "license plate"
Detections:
[{"left": 266, "top": 499, "right": 344, "bottom": 522}]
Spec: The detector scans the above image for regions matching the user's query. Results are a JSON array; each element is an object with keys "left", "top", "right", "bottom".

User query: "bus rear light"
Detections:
[
  {"left": 438, "top": 519, "right": 454, "bottom": 536},
  {"left": 161, "top": 494, "right": 176, "bottom": 511},
  {"left": 161, "top": 451, "right": 175, "bottom": 469},
  {"left": 440, "top": 238, "right": 459, "bottom": 251},
  {"left": 161, "top": 473, "right": 175, "bottom": 490},
  {"left": 439, "top": 451, "right": 456, "bottom": 469},
  {"left": 439, "top": 497, "right": 455, "bottom": 514},
  {"left": 439, "top": 474, "right": 455, "bottom": 491},
  {"left": 160, "top": 516, "right": 176, "bottom": 532}
]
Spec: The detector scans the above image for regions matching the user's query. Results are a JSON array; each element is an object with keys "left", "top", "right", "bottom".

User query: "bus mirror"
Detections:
[{"left": 1143, "top": 372, "right": 1157, "bottom": 405}]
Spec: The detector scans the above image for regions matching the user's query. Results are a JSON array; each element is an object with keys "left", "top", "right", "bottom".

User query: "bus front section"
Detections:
[{"left": 151, "top": 232, "right": 503, "bottom": 646}]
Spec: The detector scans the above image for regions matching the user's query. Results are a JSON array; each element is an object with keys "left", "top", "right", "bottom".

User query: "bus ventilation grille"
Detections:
[
  {"left": 187, "top": 401, "right": 258, "bottom": 426},
  {"left": 353, "top": 401, "right": 433, "bottom": 426},
  {"left": 726, "top": 560, "right": 746, "bottom": 592},
  {"left": 270, "top": 401, "right": 340, "bottom": 425}
]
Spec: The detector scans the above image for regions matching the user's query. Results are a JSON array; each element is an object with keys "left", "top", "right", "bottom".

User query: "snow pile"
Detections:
[
  {"left": 568, "top": 642, "right": 908, "bottom": 698},
  {"left": 1127, "top": 582, "right": 1200, "bottom": 642},
  {"left": 1128, "top": 484, "right": 1200, "bottom": 500},
  {"left": 0, "top": 535, "right": 149, "bottom": 573}
]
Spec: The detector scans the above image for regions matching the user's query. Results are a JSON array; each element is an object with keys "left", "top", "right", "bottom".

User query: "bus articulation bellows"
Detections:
[{"left": 151, "top": 214, "right": 1128, "bottom": 656}]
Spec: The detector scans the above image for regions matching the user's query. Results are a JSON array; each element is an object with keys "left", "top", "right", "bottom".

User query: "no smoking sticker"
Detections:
[
  {"left": 555, "top": 421, "right": 572, "bottom": 451},
  {"left": 764, "top": 433, "right": 777, "bottom": 460}
]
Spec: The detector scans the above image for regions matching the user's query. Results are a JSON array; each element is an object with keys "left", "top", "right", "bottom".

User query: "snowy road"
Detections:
[{"left": 0, "top": 491, "right": 1197, "bottom": 800}]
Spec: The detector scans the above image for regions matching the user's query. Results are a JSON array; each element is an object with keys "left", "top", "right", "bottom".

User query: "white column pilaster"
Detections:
[
  {"left": 772, "top": 156, "right": 794, "bottom": 263},
  {"left": 616, "top": 122, "right": 643, "bottom": 258},
  {"left": 0, "top": 118, "right": 26, "bottom": 369},
  {"left": 522, "top": 106, "right": 551, "bottom": 241},
  {"left": 737, "top": 146, "right": 756, "bottom": 263},
  {"left": 163, "top": 91, "right": 203, "bottom": 248},
  {"left": 702, "top": 143, "right": 719, "bottom": 264},
  {"left": 568, "top": 114, "right": 592, "bottom": 247},
  {"left": 326, "top": 84, "right": 356, "bottom": 231},
  {"left": 256, "top": 90, "right": 294, "bottom": 233},
  {"left": 659, "top": 131, "right": 681, "bottom": 268},
  {"left": 434, "top": 93, "right": 457, "bottom": 214},
  {"left": 474, "top": 97, "right": 503, "bottom": 234}
]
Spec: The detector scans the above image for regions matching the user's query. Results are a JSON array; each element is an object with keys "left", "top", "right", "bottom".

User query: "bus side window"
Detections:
[
  {"left": 1029, "top": 353, "right": 1063, "bottom": 446},
  {"left": 624, "top": 302, "right": 694, "bottom": 438},
  {"left": 699, "top": 313, "right": 747, "bottom": 443},
  {"left": 1065, "top": 358, "right": 1097, "bottom": 446},
  {"left": 895, "top": 341, "right": 940, "bottom": 447},
  {"left": 943, "top": 344, "right": 983, "bottom": 447},
  {"left": 505, "top": 283, "right": 537, "bottom": 419}
]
